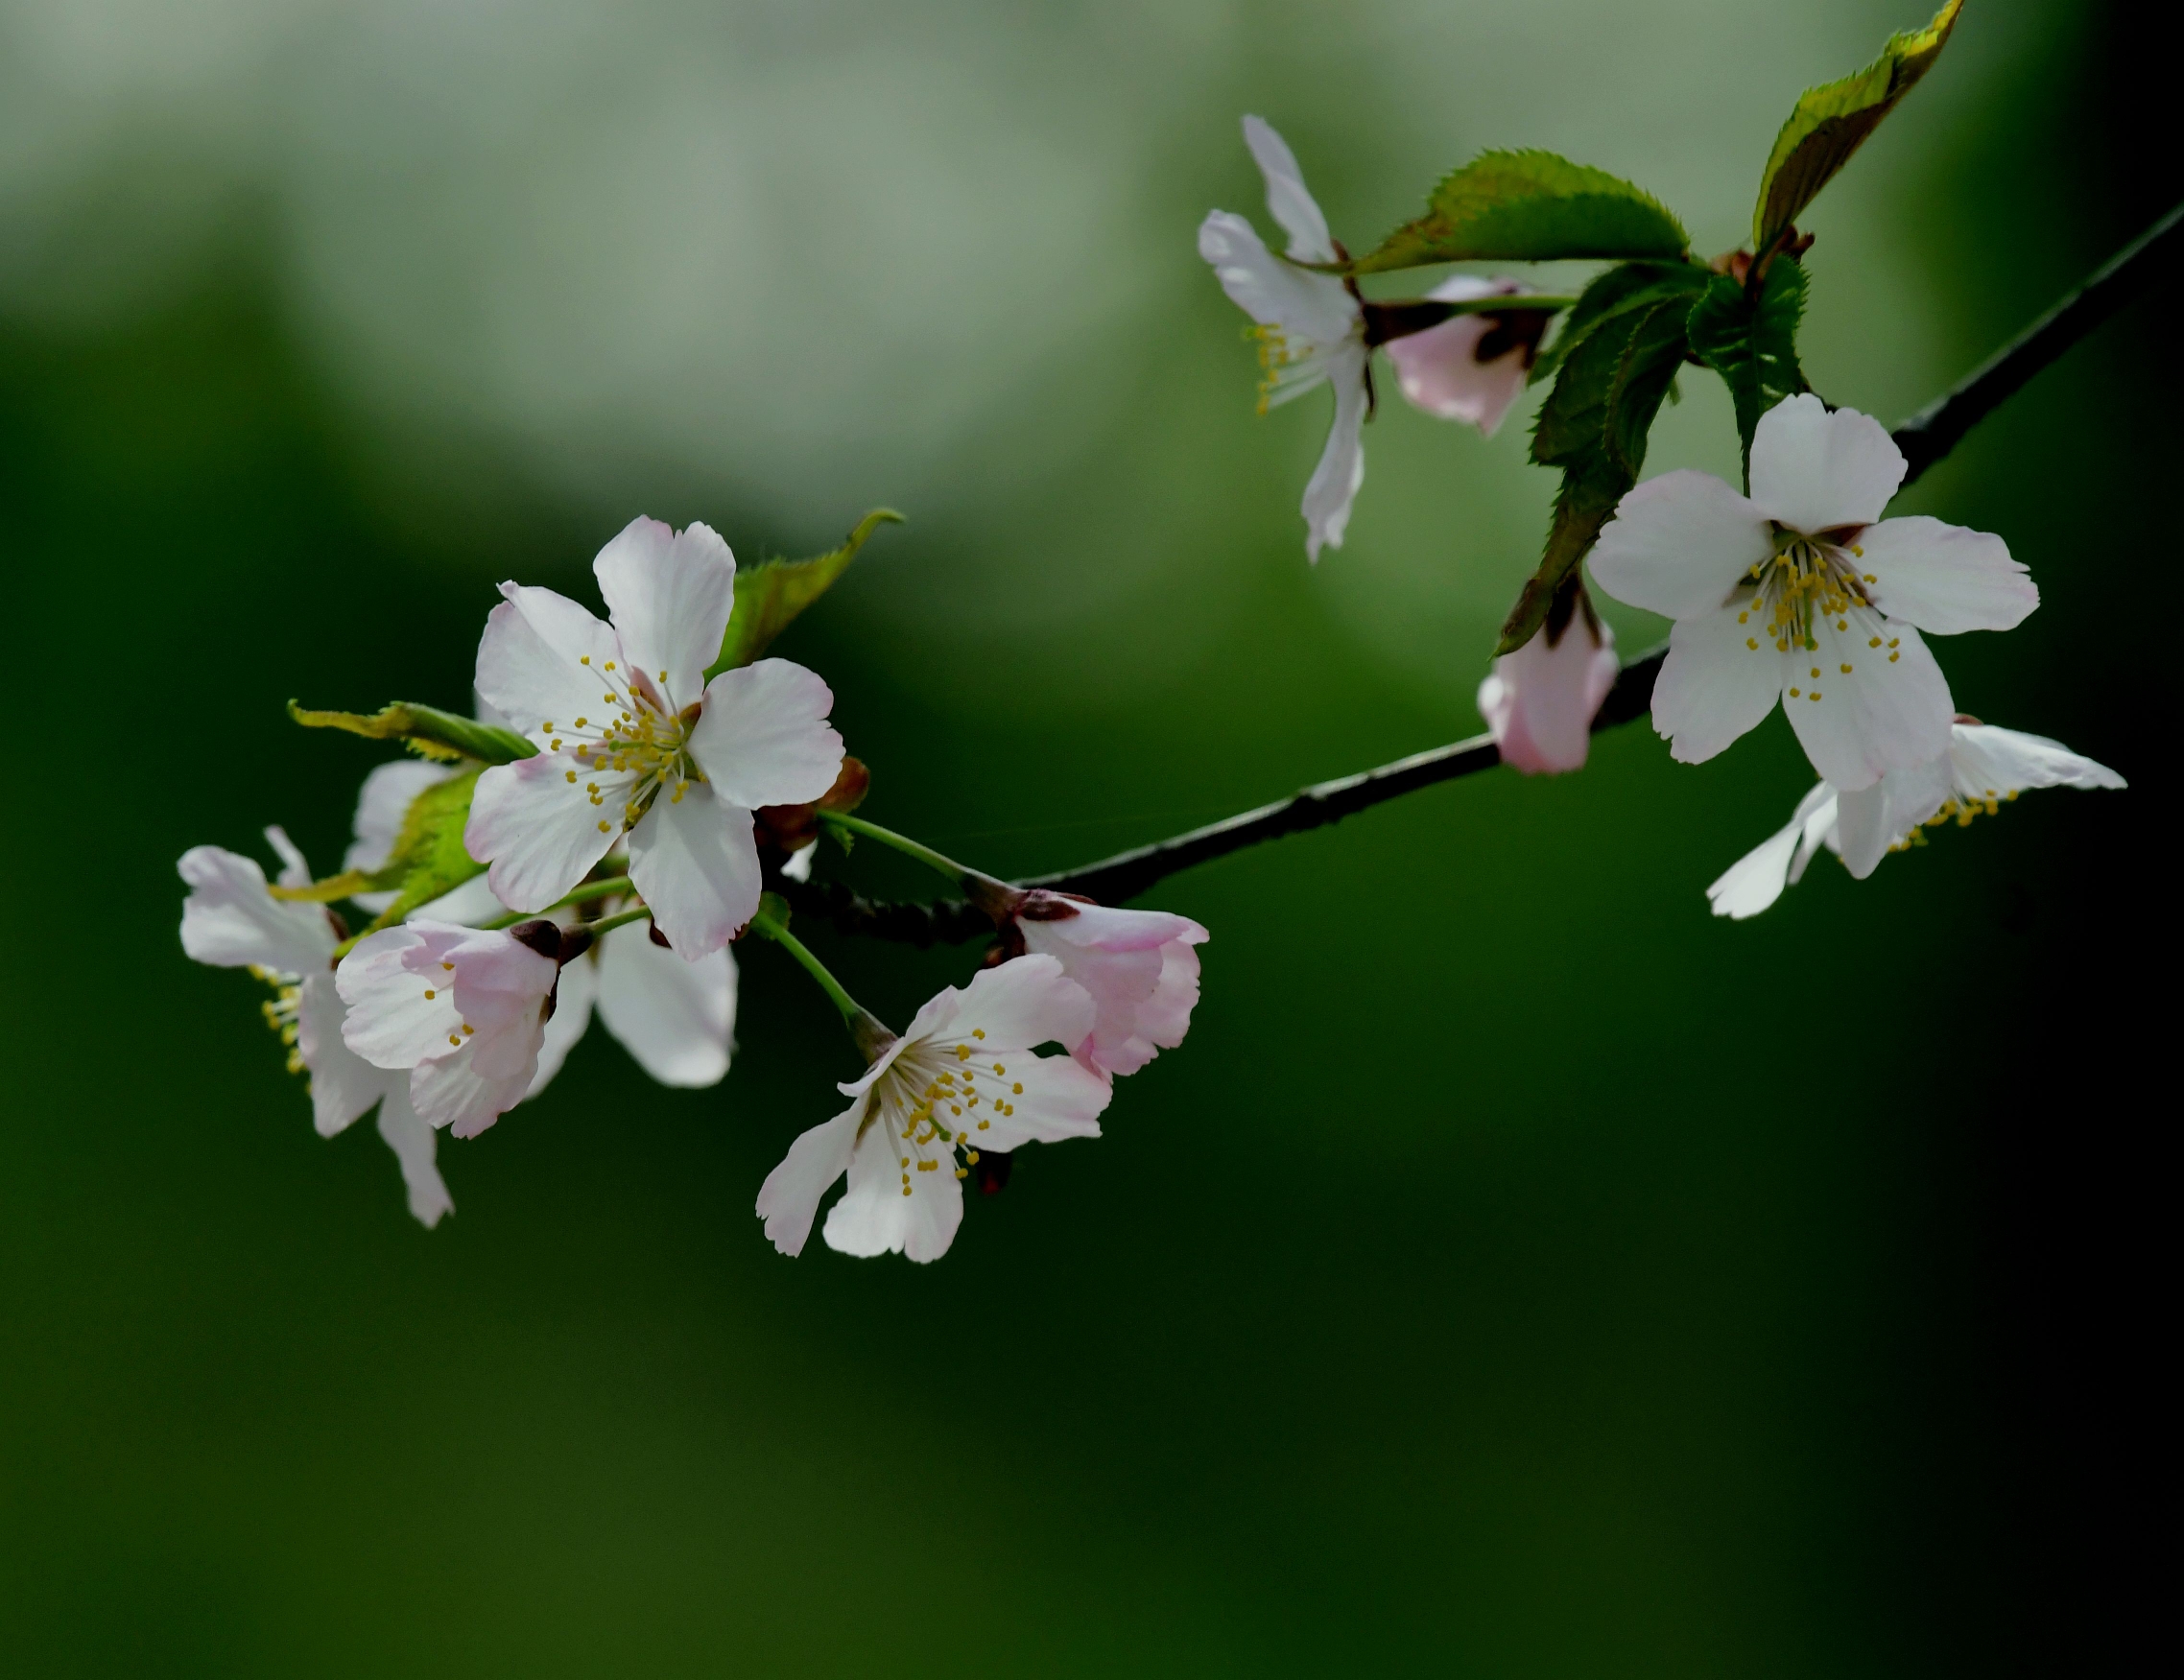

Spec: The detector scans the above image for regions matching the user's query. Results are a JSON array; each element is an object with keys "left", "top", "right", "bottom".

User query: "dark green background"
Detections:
[{"left": 2, "top": 2, "right": 2164, "bottom": 1673}]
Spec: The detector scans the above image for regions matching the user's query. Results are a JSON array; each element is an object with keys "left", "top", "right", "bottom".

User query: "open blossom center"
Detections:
[
  {"left": 547, "top": 654, "right": 705, "bottom": 834},
  {"left": 1251, "top": 318, "right": 1355, "bottom": 414},
  {"left": 1740, "top": 527, "right": 1901, "bottom": 699},
  {"left": 870, "top": 1029, "right": 1022, "bottom": 1196}
]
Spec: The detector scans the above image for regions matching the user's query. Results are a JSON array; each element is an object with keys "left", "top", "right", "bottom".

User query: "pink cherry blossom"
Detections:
[
  {"left": 1008, "top": 890, "right": 1209, "bottom": 1077},
  {"left": 1383, "top": 275, "right": 1540, "bottom": 437},
  {"left": 1478, "top": 591, "right": 1620, "bottom": 774}
]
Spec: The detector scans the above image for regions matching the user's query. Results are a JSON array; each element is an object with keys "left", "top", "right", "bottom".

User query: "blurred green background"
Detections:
[{"left": 1, "top": 1, "right": 2166, "bottom": 1673}]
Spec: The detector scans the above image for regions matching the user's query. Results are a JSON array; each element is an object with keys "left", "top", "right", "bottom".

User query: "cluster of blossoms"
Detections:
[
  {"left": 180, "top": 519, "right": 1207, "bottom": 1251},
  {"left": 1199, "top": 109, "right": 2123, "bottom": 907},
  {"left": 179, "top": 10, "right": 2130, "bottom": 1253}
]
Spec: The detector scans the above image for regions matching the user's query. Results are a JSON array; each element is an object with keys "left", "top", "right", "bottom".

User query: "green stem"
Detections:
[
  {"left": 822, "top": 813, "right": 974, "bottom": 884},
  {"left": 748, "top": 902, "right": 865, "bottom": 1023},
  {"left": 480, "top": 876, "right": 632, "bottom": 930},
  {"left": 583, "top": 907, "right": 653, "bottom": 939}
]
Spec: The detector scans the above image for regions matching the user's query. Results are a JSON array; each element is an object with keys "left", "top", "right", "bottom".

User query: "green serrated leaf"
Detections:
[
  {"left": 1528, "top": 261, "right": 1711, "bottom": 388},
  {"left": 366, "top": 769, "right": 487, "bottom": 930},
  {"left": 1686, "top": 260, "right": 1810, "bottom": 479},
  {"left": 707, "top": 509, "right": 902, "bottom": 678},
  {"left": 1501, "top": 261, "right": 1710, "bottom": 653},
  {"left": 287, "top": 700, "right": 535, "bottom": 766},
  {"left": 1343, "top": 150, "right": 1687, "bottom": 276},
  {"left": 1753, "top": 0, "right": 1961, "bottom": 255}
]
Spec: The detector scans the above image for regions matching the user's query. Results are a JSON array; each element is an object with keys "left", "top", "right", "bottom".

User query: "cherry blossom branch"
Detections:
[
  {"left": 784, "top": 204, "right": 2178, "bottom": 946},
  {"left": 1892, "top": 199, "right": 2183, "bottom": 485}
]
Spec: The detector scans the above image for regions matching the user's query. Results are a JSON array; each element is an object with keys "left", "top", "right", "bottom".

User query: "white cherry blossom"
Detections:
[
  {"left": 1590, "top": 394, "right": 2037, "bottom": 792},
  {"left": 465, "top": 516, "right": 843, "bottom": 959},
  {"left": 178, "top": 831, "right": 453, "bottom": 1227},
  {"left": 1478, "top": 589, "right": 1620, "bottom": 774},
  {"left": 1199, "top": 115, "right": 1370, "bottom": 563},
  {"left": 1008, "top": 891, "right": 1208, "bottom": 1078},
  {"left": 338, "top": 919, "right": 566, "bottom": 1139},
  {"left": 1382, "top": 275, "right": 1541, "bottom": 437},
  {"left": 754, "top": 956, "right": 1109, "bottom": 1264},
  {"left": 1708, "top": 721, "right": 2125, "bottom": 919}
]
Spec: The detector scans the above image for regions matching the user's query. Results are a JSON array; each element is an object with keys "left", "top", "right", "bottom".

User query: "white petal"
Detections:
[
  {"left": 686, "top": 659, "right": 843, "bottom": 810},
  {"left": 1786, "top": 785, "right": 1840, "bottom": 886},
  {"left": 1651, "top": 599, "right": 1788, "bottom": 766},
  {"left": 1590, "top": 471, "right": 1772, "bottom": 620},
  {"left": 336, "top": 925, "right": 469, "bottom": 1070},
  {"left": 1241, "top": 114, "right": 1335, "bottom": 263},
  {"left": 1706, "top": 815, "right": 1804, "bottom": 919},
  {"left": 297, "top": 972, "right": 392, "bottom": 1138},
  {"left": 780, "top": 840, "right": 817, "bottom": 882},
  {"left": 592, "top": 517, "right": 738, "bottom": 712},
  {"left": 263, "top": 825, "right": 312, "bottom": 889},
  {"left": 627, "top": 784, "right": 762, "bottom": 958},
  {"left": 754, "top": 1096, "right": 866, "bottom": 1258},
  {"left": 472, "top": 582, "right": 622, "bottom": 738},
  {"left": 524, "top": 945, "right": 597, "bottom": 1100},
  {"left": 823, "top": 1112, "right": 964, "bottom": 1264},
  {"left": 465, "top": 752, "right": 629, "bottom": 912},
  {"left": 344, "top": 760, "right": 455, "bottom": 877},
  {"left": 408, "top": 1048, "right": 531, "bottom": 1138},
  {"left": 406, "top": 873, "right": 507, "bottom": 925},
  {"left": 596, "top": 921, "right": 735, "bottom": 1087},
  {"left": 1196, "top": 210, "right": 1355, "bottom": 345},
  {"left": 969, "top": 1052, "right": 1109, "bottom": 1152},
  {"left": 1855, "top": 517, "right": 2037, "bottom": 635},
  {"left": 1832, "top": 782, "right": 1896, "bottom": 880},
  {"left": 1016, "top": 905, "right": 1207, "bottom": 1076},
  {"left": 901, "top": 955, "right": 1095, "bottom": 1056},
  {"left": 1302, "top": 343, "right": 1368, "bottom": 563},
  {"left": 178, "top": 845, "right": 338, "bottom": 976},
  {"left": 1748, "top": 395, "right": 1906, "bottom": 532},
  {"left": 1783, "top": 617, "right": 1952, "bottom": 793},
  {"left": 1948, "top": 723, "right": 2126, "bottom": 797},
  {"left": 374, "top": 1083, "right": 453, "bottom": 1229}
]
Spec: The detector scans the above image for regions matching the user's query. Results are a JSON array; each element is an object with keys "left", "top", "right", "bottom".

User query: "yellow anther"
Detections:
[
  {"left": 991, "top": 1064, "right": 1005, "bottom": 1075},
  {"left": 1789, "top": 687, "right": 1800, "bottom": 698},
  {"left": 977, "top": 1119, "right": 989, "bottom": 1130},
  {"left": 447, "top": 1034, "right": 461, "bottom": 1047},
  {"left": 441, "top": 962, "right": 454, "bottom": 972},
  {"left": 1887, "top": 638, "right": 1899, "bottom": 649},
  {"left": 971, "top": 1029, "right": 985, "bottom": 1040},
  {"left": 657, "top": 670, "right": 666, "bottom": 681},
  {"left": 565, "top": 770, "right": 577, "bottom": 784},
  {"left": 1810, "top": 667, "right": 1819, "bottom": 678},
  {"left": 1746, "top": 637, "right": 1759, "bottom": 651},
  {"left": 1869, "top": 636, "right": 1883, "bottom": 649},
  {"left": 901, "top": 1186, "right": 912, "bottom": 1197},
  {"left": 604, "top": 660, "right": 615, "bottom": 671},
  {"left": 955, "top": 1168, "right": 969, "bottom": 1180},
  {"left": 580, "top": 655, "right": 590, "bottom": 665},
  {"left": 575, "top": 716, "right": 587, "bottom": 727},
  {"left": 1809, "top": 690, "right": 1822, "bottom": 700},
  {"left": 598, "top": 819, "right": 611, "bottom": 833},
  {"left": 462, "top": 1025, "right": 474, "bottom": 1036},
  {"left": 423, "top": 988, "right": 437, "bottom": 1000},
  {"left": 1888, "top": 651, "right": 1900, "bottom": 663},
  {"left": 1840, "top": 663, "right": 1853, "bottom": 674},
  {"left": 1011, "top": 1082, "right": 1023, "bottom": 1095},
  {"left": 1737, "top": 611, "right": 1748, "bottom": 625},
  {"left": 956, "top": 1044, "right": 971, "bottom": 1060},
  {"left": 1864, "top": 573, "right": 1876, "bottom": 582},
  {"left": 550, "top": 738, "right": 561, "bottom": 750}
]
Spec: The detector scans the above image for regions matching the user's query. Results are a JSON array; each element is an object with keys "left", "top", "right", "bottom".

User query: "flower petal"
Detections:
[
  {"left": 374, "top": 1082, "right": 453, "bottom": 1229},
  {"left": 1651, "top": 599, "right": 1787, "bottom": 765},
  {"left": 901, "top": 954, "right": 1095, "bottom": 1056},
  {"left": 592, "top": 517, "right": 738, "bottom": 713},
  {"left": 1833, "top": 781, "right": 1894, "bottom": 880},
  {"left": 970, "top": 1052, "right": 1109, "bottom": 1152},
  {"left": 1196, "top": 211, "right": 1355, "bottom": 346},
  {"left": 596, "top": 921, "right": 735, "bottom": 1087},
  {"left": 1748, "top": 395, "right": 1905, "bottom": 532},
  {"left": 408, "top": 1048, "right": 531, "bottom": 1139},
  {"left": 1782, "top": 617, "right": 1952, "bottom": 793},
  {"left": 1785, "top": 784, "right": 1840, "bottom": 886},
  {"left": 1242, "top": 115, "right": 1335, "bottom": 263},
  {"left": 335, "top": 925, "right": 470, "bottom": 1070},
  {"left": 1302, "top": 343, "right": 1368, "bottom": 564},
  {"left": 1479, "top": 616, "right": 1618, "bottom": 775},
  {"left": 1590, "top": 471, "right": 1772, "bottom": 620},
  {"left": 344, "top": 760, "right": 455, "bottom": 877},
  {"left": 1706, "top": 814, "right": 1804, "bottom": 920},
  {"left": 297, "top": 972, "right": 391, "bottom": 1138},
  {"left": 1855, "top": 516, "right": 2037, "bottom": 635},
  {"left": 178, "top": 845, "right": 337, "bottom": 975},
  {"left": 823, "top": 1113, "right": 964, "bottom": 1264},
  {"left": 627, "top": 784, "right": 762, "bottom": 958},
  {"left": 465, "top": 752, "right": 630, "bottom": 912},
  {"left": 1385, "top": 280, "right": 1535, "bottom": 436},
  {"left": 524, "top": 944, "right": 597, "bottom": 1100},
  {"left": 754, "top": 1095, "right": 866, "bottom": 1258},
  {"left": 1015, "top": 905, "right": 1208, "bottom": 1077},
  {"left": 472, "top": 582, "right": 622, "bottom": 739},
  {"left": 1948, "top": 723, "right": 2126, "bottom": 798},
  {"left": 686, "top": 658, "right": 843, "bottom": 810}
]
